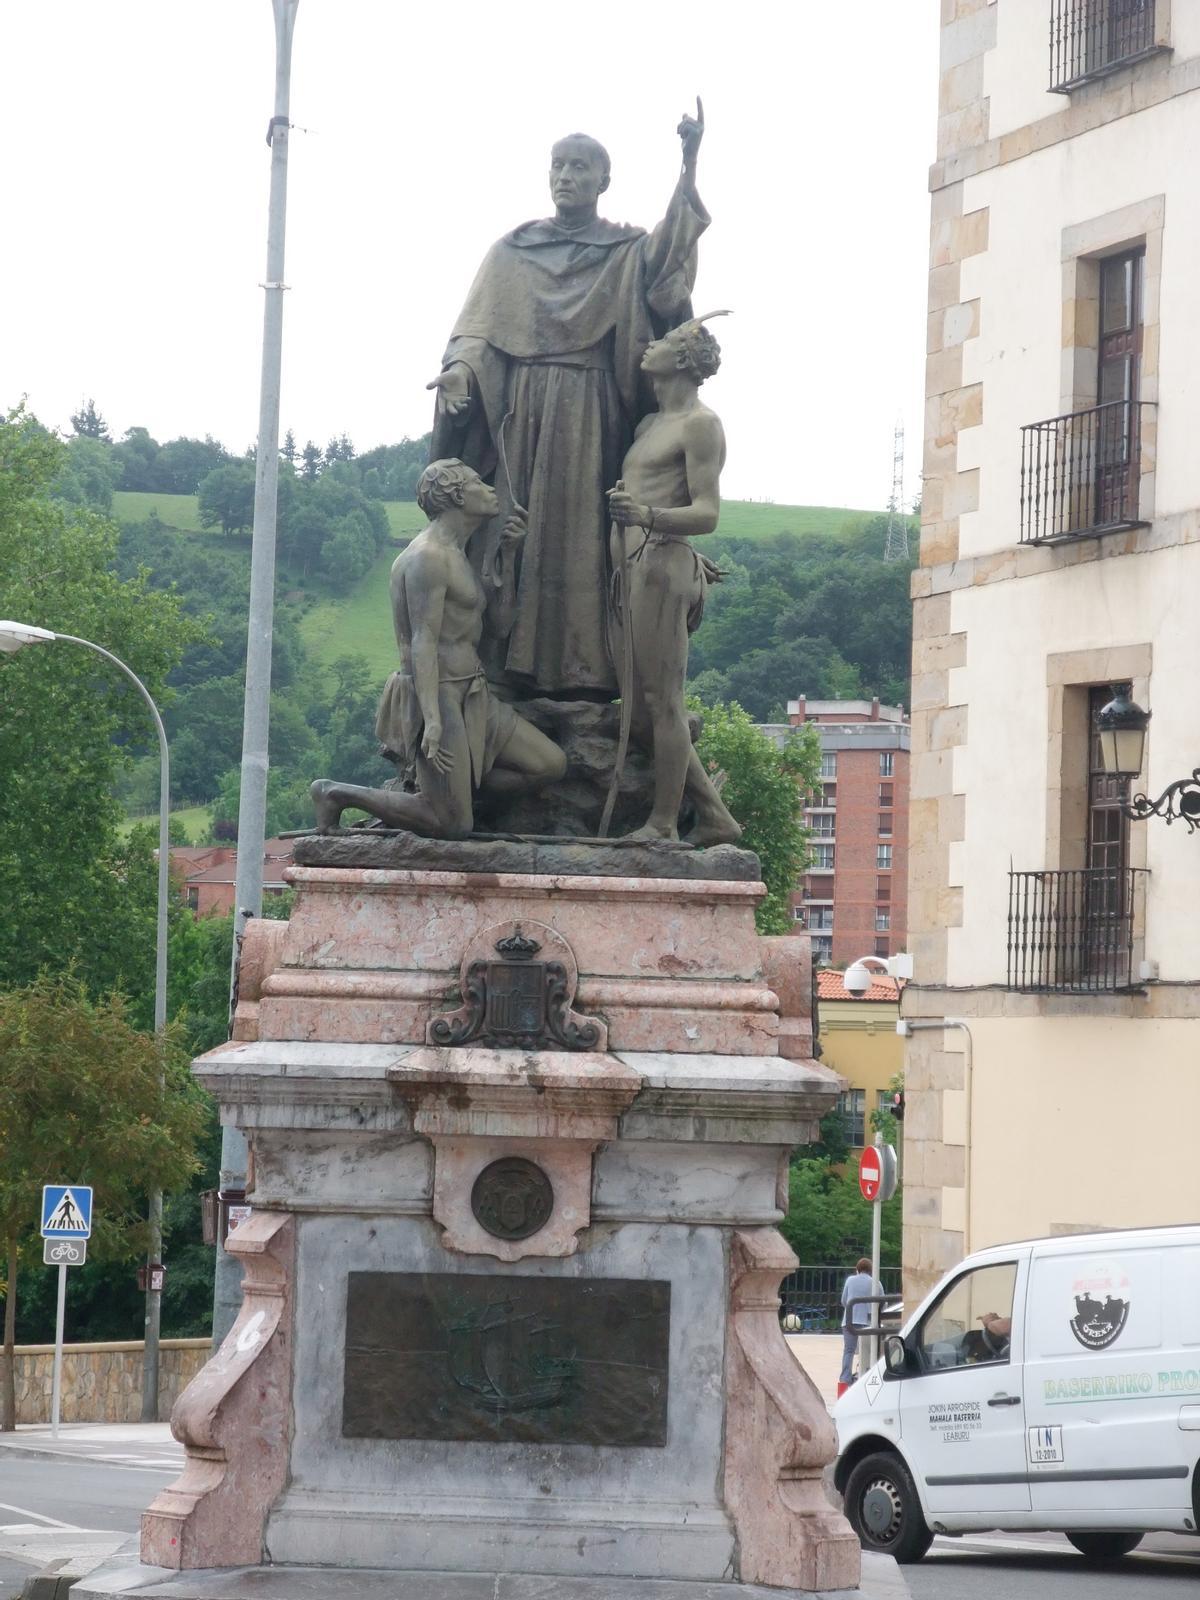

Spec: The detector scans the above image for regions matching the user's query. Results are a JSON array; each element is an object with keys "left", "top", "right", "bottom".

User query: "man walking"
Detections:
[{"left": 839, "top": 1256, "right": 881, "bottom": 1393}]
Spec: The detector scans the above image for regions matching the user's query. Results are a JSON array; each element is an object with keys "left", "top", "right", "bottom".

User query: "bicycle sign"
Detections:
[
  {"left": 43, "top": 1238, "right": 87, "bottom": 1267},
  {"left": 41, "top": 1185, "right": 92, "bottom": 1240}
]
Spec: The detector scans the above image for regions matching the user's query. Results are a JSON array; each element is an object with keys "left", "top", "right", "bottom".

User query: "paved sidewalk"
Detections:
[
  {"left": 0, "top": 1423, "right": 181, "bottom": 1469},
  {"left": 786, "top": 1332, "right": 844, "bottom": 1408}
]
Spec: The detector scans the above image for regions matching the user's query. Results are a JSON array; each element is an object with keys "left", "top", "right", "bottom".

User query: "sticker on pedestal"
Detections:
[{"left": 428, "top": 920, "right": 605, "bottom": 1051}]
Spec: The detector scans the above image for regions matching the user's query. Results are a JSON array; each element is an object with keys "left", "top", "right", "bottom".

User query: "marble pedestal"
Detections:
[{"left": 141, "top": 848, "right": 860, "bottom": 1593}]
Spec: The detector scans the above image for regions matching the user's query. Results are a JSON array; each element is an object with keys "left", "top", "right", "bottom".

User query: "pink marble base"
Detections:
[
  {"left": 141, "top": 1213, "right": 295, "bottom": 1569},
  {"left": 236, "top": 867, "right": 779, "bottom": 1057},
  {"left": 431, "top": 1136, "right": 596, "bottom": 1261},
  {"left": 723, "top": 1229, "right": 861, "bottom": 1592}
]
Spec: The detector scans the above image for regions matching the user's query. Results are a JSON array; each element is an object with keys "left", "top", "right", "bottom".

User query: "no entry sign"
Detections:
[
  {"left": 859, "top": 1144, "right": 898, "bottom": 1203},
  {"left": 859, "top": 1147, "right": 883, "bottom": 1201}
]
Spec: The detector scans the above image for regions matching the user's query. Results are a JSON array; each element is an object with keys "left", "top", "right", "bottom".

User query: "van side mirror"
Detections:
[{"left": 883, "top": 1334, "right": 909, "bottom": 1376}]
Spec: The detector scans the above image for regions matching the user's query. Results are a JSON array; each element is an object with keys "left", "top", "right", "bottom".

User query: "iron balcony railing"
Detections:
[
  {"left": 1007, "top": 867, "right": 1147, "bottom": 994},
  {"left": 1050, "top": 0, "right": 1161, "bottom": 92},
  {"left": 1019, "top": 399, "right": 1152, "bottom": 544}
]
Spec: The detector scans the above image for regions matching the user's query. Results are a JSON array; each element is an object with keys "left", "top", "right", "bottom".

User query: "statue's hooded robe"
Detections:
[{"left": 431, "top": 181, "right": 709, "bottom": 697}]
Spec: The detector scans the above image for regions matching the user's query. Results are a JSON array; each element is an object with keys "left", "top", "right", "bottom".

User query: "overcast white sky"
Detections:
[{"left": 2, "top": 2, "right": 938, "bottom": 509}]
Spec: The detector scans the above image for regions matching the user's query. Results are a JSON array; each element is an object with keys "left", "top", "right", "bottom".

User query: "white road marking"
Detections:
[
  {"left": 0, "top": 1503, "right": 77, "bottom": 1530},
  {"left": 933, "top": 1533, "right": 1200, "bottom": 1566}
]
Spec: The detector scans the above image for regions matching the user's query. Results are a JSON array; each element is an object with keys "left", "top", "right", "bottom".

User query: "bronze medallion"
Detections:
[{"left": 471, "top": 1157, "right": 554, "bottom": 1242}]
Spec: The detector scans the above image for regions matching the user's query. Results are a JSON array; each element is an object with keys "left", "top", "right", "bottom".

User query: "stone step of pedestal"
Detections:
[{"left": 72, "top": 1554, "right": 909, "bottom": 1600}]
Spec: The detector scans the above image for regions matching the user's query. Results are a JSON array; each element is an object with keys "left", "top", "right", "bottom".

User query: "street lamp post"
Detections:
[
  {"left": 213, "top": 0, "right": 302, "bottom": 1350},
  {"left": 0, "top": 621, "right": 170, "bottom": 1421}
]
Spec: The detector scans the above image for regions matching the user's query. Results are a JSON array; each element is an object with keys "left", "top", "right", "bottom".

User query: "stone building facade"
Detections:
[{"left": 905, "top": 0, "right": 1200, "bottom": 1304}]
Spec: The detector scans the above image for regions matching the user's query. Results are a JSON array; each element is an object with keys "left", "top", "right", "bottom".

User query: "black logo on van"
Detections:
[{"left": 1070, "top": 1292, "right": 1129, "bottom": 1350}]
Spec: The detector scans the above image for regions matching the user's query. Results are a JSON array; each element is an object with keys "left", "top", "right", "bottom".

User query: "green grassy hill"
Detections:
[
  {"left": 111, "top": 491, "right": 881, "bottom": 681},
  {"left": 298, "top": 499, "right": 878, "bottom": 677}
]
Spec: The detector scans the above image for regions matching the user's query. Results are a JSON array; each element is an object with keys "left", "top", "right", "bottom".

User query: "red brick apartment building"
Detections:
[{"left": 759, "top": 698, "right": 910, "bottom": 967}]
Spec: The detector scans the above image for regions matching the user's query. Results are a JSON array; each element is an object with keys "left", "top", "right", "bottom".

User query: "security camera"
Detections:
[{"left": 843, "top": 961, "right": 872, "bottom": 997}]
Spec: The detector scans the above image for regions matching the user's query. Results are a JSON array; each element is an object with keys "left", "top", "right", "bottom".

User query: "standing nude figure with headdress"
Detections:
[{"left": 605, "top": 315, "right": 742, "bottom": 845}]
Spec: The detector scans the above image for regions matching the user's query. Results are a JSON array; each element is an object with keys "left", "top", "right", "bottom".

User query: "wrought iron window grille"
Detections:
[
  {"left": 1050, "top": 0, "right": 1166, "bottom": 93},
  {"left": 1019, "top": 399, "right": 1152, "bottom": 544},
  {"left": 1007, "top": 866, "right": 1147, "bottom": 993}
]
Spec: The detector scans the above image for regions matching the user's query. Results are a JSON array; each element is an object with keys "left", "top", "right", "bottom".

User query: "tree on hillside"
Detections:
[
  {"left": 112, "top": 427, "right": 160, "bottom": 493},
  {"left": 151, "top": 435, "right": 230, "bottom": 495},
  {"left": 51, "top": 435, "right": 121, "bottom": 513},
  {"left": 692, "top": 699, "right": 818, "bottom": 934},
  {"left": 70, "top": 398, "right": 110, "bottom": 440},
  {"left": 197, "top": 463, "right": 256, "bottom": 536},
  {"left": 299, "top": 439, "right": 322, "bottom": 482},
  {"left": 0, "top": 406, "right": 199, "bottom": 995},
  {"left": 280, "top": 429, "right": 297, "bottom": 472},
  {"left": 0, "top": 974, "right": 206, "bottom": 1428}
]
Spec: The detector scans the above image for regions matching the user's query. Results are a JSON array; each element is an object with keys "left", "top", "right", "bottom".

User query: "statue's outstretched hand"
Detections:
[
  {"left": 678, "top": 97, "right": 704, "bottom": 169},
  {"left": 426, "top": 365, "right": 472, "bottom": 420}
]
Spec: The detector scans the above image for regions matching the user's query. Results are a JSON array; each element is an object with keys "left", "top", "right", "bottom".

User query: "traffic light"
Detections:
[{"left": 891, "top": 1091, "right": 905, "bottom": 1123}]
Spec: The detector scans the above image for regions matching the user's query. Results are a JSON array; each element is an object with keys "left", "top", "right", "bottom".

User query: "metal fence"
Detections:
[
  {"left": 1050, "top": 0, "right": 1157, "bottom": 91},
  {"left": 778, "top": 1265, "right": 903, "bottom": 1332},
  {"left": 1007, "top": 867, "right": 1147, "bottom": 994},
  {"left": 1019, "top": 400, "right": 1150, "bottom": 543}
]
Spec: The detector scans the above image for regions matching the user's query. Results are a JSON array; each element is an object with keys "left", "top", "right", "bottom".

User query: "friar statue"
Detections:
[{"left": 428, "top": 102, "right": 709, "bottom": 700}]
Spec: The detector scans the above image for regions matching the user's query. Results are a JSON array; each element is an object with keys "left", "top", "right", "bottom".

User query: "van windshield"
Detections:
[{"left": 915, "top": 1261, "right": 1017, "bottom": 1371}]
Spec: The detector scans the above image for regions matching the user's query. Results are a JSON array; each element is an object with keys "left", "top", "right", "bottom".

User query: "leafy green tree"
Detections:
[
  {"left": 280, "top": 429, "right": 297, "bottom": 472},
  {"left": 209, "top": 764, "right": 313, "bottom": 839},
  {"left": 150, "top": 436, "right": 230, "bottom": 494},
  {"left": 112, "top": 426, "right": 160, "bottom": 492},
  {"left": 51, "top": 435, "right": 121, "bottom": 513},
  {"left": 691, "top": 699, "right": 818, "bottom": 933},
  {"left": 197, "top": 463, "right": 256, "bottom": 536},
  {"left": 0, "top": 407, "right": 199, "bottom": 995},
  {"left": 69, "top": 399, "right": 110, "bottom": 441},
  {"left": 320, "top": 517, "right": 375, "bottom": 591},
  {"left": 299, "top": 439, "right": 322, "bottom": 482},
  {"left": 779, "top": 1157, "right": 901, "bottom": 1271},
  {"left": 0, "top": 974, "right": 206, "bottom": 1428}
]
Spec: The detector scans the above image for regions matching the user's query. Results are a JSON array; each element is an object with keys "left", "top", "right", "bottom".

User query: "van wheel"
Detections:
[
  {"left": 843, "top": 1451, "right": 934, "bottom": 1563},
  {"left": 1065, "top": 1531, "right": 1143, "bottom": 1560}
]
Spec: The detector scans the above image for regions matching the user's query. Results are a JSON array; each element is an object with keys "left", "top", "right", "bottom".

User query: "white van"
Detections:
[{"left": 833, "top": 1225, "right": 1200, "bottom": 1563}]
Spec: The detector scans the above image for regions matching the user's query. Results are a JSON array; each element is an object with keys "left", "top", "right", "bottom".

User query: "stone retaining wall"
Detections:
[{"left": 6, "top": 1338, "right": 210, "bottom": 1423}]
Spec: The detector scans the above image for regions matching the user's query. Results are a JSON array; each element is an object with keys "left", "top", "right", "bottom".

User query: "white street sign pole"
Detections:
[
  {"left": 867, "top": 1134, "right": 884, "bottom": 1371},
  {"left": 51, "top": 1263, "right": 67, "bottom": 1438}
]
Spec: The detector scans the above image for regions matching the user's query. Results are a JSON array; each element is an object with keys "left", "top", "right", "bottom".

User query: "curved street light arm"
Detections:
[{"left": 55, "top": 634, "right": 170, "bottom": 1030}]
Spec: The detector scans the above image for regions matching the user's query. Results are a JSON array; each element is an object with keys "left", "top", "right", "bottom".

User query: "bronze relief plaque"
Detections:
[
  {"left": 471, "top": 1157, "right": 554, "bottom": 1242},
  {"left": 342, "top": 1272, "right": 670, "bottom": 1447}
]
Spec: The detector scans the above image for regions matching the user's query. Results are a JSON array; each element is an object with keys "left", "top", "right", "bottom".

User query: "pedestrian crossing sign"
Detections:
[{"left": 41, "top": 1185, "right": 93, "bottom": 1240}]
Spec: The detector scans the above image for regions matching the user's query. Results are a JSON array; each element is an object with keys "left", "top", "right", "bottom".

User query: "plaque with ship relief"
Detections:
[{"left": 342, "top": 1271, "right": 670, "bottom": 1447}]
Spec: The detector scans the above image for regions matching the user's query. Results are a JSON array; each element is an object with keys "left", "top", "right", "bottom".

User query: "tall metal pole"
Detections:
[{"left": 213, "top": 0, "right": 300, "bottom": 1348}]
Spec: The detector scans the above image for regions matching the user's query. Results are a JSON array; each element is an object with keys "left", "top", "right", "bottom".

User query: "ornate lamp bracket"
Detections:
[{"left": 1123, "top": 768, "right": 1200, "bottom": 833}]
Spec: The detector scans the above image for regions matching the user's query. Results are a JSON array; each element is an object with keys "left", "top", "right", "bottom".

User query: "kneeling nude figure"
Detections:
[
  {"left": 606, "top": 315, "right": 741, "bottom": 844},
  {"left": 311, "top": 459, "right": 566, "bottom": 838}
]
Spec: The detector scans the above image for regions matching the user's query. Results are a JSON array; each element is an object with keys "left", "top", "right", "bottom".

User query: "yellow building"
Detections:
[{"left": 816, "top": 971, "right": 903, "bottom": 1155}]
